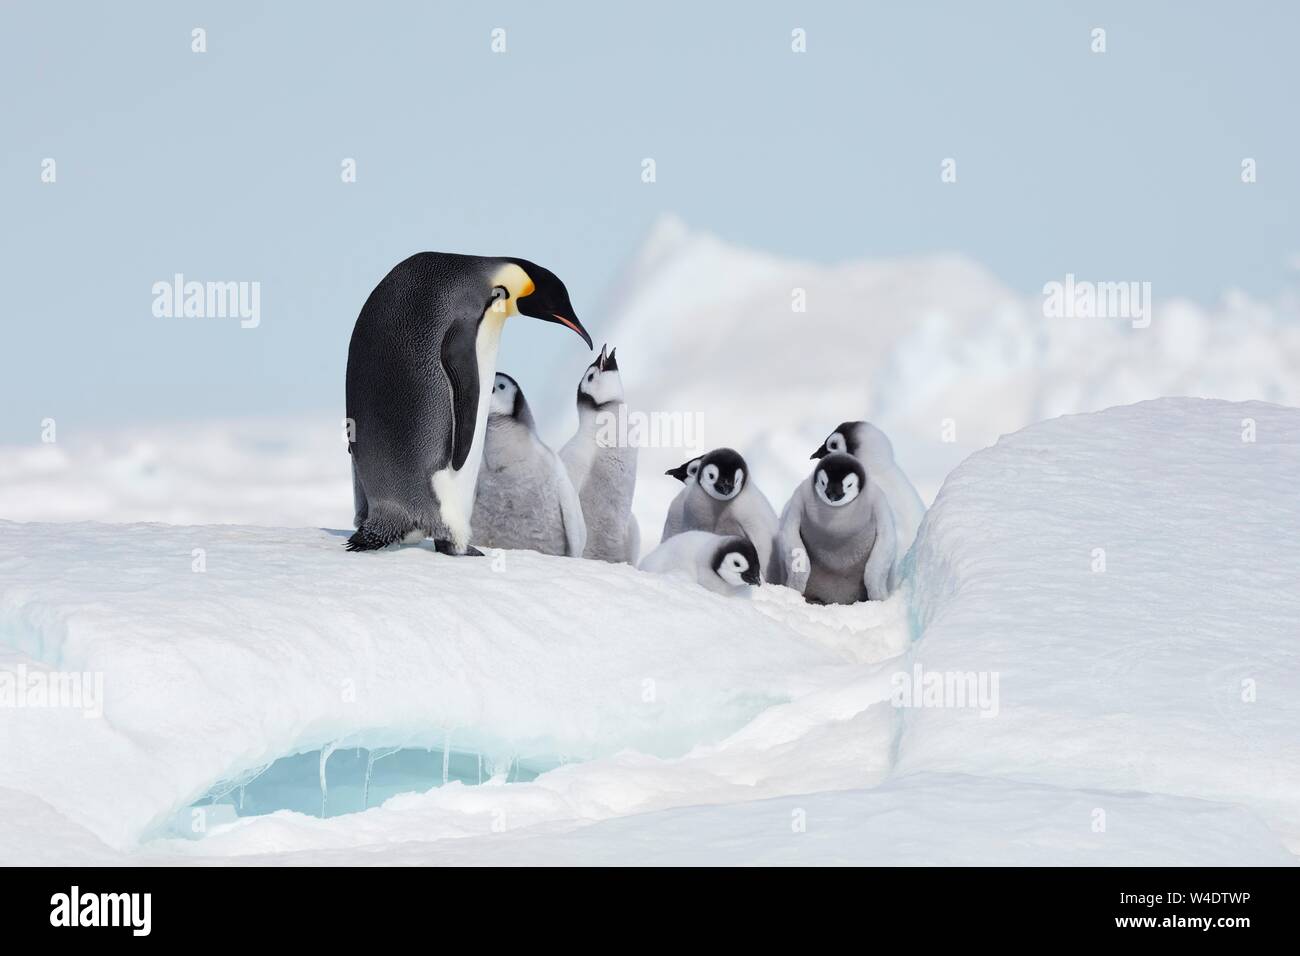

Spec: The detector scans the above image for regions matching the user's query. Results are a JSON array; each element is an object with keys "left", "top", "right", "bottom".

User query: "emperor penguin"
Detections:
[
  {"left": 639, "top": 531, "right": 761, "bottom": 598},
  {"left": 811, "top": 421, "right": 925, "bottom": 586},
  {"left": 559, "top": 345, "right": 640, "bottom": 563},
  {"left": 345, "top": 253, "right": 591, "bottom": 553},
  {"left": 660, "top": 455, "right": 702, "bottom": 542},
  {"left": 470, "top": 373, "right": 586, "bottom": 557},
  {"left": 777, "top": 453, "right": 897, "bottom": 605},
  {"left": 675, "top": 447, "right": 780, "bottom": 582}
]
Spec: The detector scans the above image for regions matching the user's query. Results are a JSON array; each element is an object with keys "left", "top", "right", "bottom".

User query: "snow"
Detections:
[
  {"left": 0, "top": 523, "right": 852, "bottom": 850},
  {"left": 1, "top": 397, "right": 1296, "bottom": 865},
  {"left": 899, "top": 397, "right": 1300, "bottom": 844}
]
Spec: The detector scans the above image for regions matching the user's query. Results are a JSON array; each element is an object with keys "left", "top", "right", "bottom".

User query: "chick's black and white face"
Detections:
[
  {"left": 666, "top": 457, "right": 702, "bottom": 484},
  {"left": 716, "top": 551, "right": 753, "bottom": 587},
  {"left": 814, "top": 455, "right": 865, "bottom": 507},
  {"left": 712, "top": 538, "right": 761, "bottom": 587},
  {"left": 701, "top": 462, "right": 744, "bottom": 501},
  {"left": 812, "top": 421, "right": 864, "bottom": 460},
  {"left": 578, "top": 346, "right": 624, "bottom": 406},
  {"left": 489, "top": 373, "right": 519, "bottom": 417},
  {"left": 698, "top": 448, "right": 748, "bottom": 501}
]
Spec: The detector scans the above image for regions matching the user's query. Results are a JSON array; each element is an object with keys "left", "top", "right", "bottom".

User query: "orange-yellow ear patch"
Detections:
[{"left": 490, "top": 262, "right": 534, "bottom": 302}]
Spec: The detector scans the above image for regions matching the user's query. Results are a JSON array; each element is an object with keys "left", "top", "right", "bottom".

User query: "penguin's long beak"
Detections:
[
  {"left": 810, "top": 441, "right": 829, "bottom": 460},
  {"left": 551, "top": 313, "right": 594, "bottom": 350},
  {"left": 665, "top": 463, "right": 690, "bottom": 481}
]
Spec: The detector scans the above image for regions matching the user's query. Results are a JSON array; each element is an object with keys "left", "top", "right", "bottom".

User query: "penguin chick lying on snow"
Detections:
[
  {"left": 660, "top": 455, "right": 702, "bottom": 542},
  {"left": 470, "top": 373, "right": 586, "bottom": 556},
  {"left": 639, "top": 531, "right": 761, "bottom": 598},
  {"left": 811, "top": 420, "right": 924, "bottom": 591},
  {"left": 673, "top": 447, "right": 779, "bottom": 582},
  {"left": 777, "top": 453, "right": 896, "bottom": 605},
  {"left": 559, "top": 345, "right": 640, "bottom": 563}
]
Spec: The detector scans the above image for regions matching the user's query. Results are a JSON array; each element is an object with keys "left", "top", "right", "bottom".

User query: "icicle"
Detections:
[
  {"left": 441, "top": 730, "right": 452, "bottom": 785},
  {"left": 362, "top": 751, "right": 377, "bottom": 809},
  {"left": 319, "top": 742, "right": 338, "bottom": 817},
  {"left": 361, "top": 747, "right": 401, "bottom": 809}
]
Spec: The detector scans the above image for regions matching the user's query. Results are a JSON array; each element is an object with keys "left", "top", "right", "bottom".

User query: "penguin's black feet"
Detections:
[
  {"left": 433, "top": 540, "right": 484, "bottom": 557},
  {"left": 345, "top": 526, "right": 395, "bottom": 552}
]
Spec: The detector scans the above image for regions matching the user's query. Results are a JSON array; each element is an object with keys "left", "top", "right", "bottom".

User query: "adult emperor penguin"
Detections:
[
  {"left": 777, "top": 453, "right": 897, "bottom": 605},
  {"left": 675, "top": 447, "right": 780, "bottom": 582},
  {"left": 559, "top": 345, "right": 640, "bottom": 563},
  {"left": 345, "top": 253, "right": 591, "bottom": 553},
  {"left": 811, "top": 421, "right": 925, "bottom": 585},
  {"left": 659, "top": 455, "right": 702, "bottom": 542},
  {"left": 639, "top": 531, "right": 761, "bottom": 598},
  {"left": 470, "top": 373, "right": 586, "bottom": 556}
]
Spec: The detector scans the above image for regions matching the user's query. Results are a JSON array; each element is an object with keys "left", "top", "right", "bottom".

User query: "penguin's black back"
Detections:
[{"left": 345, "top": 252, "right": 499, "bottom": 527}]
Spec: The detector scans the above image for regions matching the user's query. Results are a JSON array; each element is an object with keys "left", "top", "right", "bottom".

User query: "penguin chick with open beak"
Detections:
[{"left": 559, "top": 345, "right": 641, "bottom": 563}]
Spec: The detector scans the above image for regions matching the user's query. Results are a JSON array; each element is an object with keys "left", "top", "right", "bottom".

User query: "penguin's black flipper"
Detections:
[{"left": 440, "top": 318, "right": 480, "bottom": 471}]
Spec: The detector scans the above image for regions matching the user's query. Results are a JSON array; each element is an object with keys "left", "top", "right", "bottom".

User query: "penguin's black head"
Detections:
[
  {"left": 665, "top": 456, "right": 702, "bottom": 483},
  {"left": 814, "top": 452, "right": 866, "bottom": 507},
  {"left": 712, "top": 536, "right": 761, "bottom": 587},
  {"left": 698, "top": 447, "right": 747, "bottom": 501},
  {"left": 510, "top": 258, "right": 593, "bottom": 349},
  {"left": 811, "top": 421, "right": 863, "bottom": 460}
]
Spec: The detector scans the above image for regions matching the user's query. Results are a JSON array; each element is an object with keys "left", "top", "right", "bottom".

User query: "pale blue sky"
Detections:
[{"left": 1, "top": 0, "right": 1296, "bottom": 440}]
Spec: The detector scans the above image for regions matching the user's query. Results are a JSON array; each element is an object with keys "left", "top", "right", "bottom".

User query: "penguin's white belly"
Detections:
[{"left": 431, "top": 313, "right": 506, "bottom": 549}]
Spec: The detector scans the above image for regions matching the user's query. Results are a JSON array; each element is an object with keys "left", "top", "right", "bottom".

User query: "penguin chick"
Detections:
[
  {"left": 470, "top": 373, "right": 586, "bottom": 557},
  {"left": 345, "top": 252, "right": 592, "bottom": 553},
  {"left": 639, "top": 531, "right": 761, "bottom": 598},
  {"left": 777, "top": 453, "right": 896, "bottom": 605},
  {"left": 559, "top": 345, "right": 640, "bottom": 563},
  {"left": 660, "top": 455, "right": 703, "bottom": 542},
  {"left": 677, "top": 447, "right": 780, "bottom": 582},
  {"left": 811, "top": 420, "right": 925, "bottom": 588}
]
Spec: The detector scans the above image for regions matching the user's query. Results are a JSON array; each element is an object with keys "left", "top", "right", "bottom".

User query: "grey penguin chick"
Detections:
[
  {"left": 639, "top": 531, "right": 761, "bottom": 598},
  {"left": 660, "top": 455, "right": 702, "bottom": 542},
  {"left": 345, "top": 252, "right": 591, "bottom": 553},
  {"left": 677, "top": 447, "right": 780, "bottom": 582},
  {"left": 470, "top": 373, "right": 586, "bottom": 557},
  {"left": 777, "top": 452, "right": 896, "bottom": 605},
  {"left": 559, "top": 346, "right": 639, "bottom": 563},
  {"left": 811, "top": 420, "right": 925, "bottom": 590}
]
